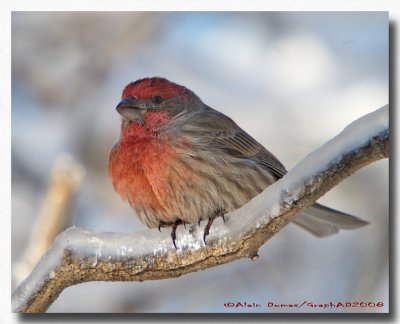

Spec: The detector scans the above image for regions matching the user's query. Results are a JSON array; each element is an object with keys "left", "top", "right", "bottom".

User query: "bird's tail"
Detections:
[{"left": 292, "top": 202, "right": 370, "bottom": 237}]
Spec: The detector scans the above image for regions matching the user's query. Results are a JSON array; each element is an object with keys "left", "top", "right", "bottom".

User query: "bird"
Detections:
[{"left": 109, "top": 77, "right": 369, "bottom": 248}]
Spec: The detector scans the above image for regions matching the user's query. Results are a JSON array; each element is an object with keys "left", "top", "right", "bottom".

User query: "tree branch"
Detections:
[
  {"left": 12, "top": 105, "right": 389, "bottom": 313},
  {"left": 13, "top": 155, "right": 85, "bottom": 287}
]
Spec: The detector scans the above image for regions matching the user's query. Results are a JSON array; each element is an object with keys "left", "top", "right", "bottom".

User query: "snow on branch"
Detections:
[{"left": 12, "top": 105, "right": 389, "bottom": 313}]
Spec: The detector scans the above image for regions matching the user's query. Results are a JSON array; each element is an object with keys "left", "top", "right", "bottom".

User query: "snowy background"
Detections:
[{"left": 11, "top": 12, "right": 388, "bottom": 313}]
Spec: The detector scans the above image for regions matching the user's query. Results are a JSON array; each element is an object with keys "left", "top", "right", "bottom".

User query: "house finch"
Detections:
[{"left": 109, "top": 77, "right": 369, "bottom": 248}]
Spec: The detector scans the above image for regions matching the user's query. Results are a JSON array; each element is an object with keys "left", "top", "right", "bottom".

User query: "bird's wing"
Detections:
[
  {"left": 178, "top": 106, "right": 370, "bottom": 237},
  {"left": 179, "top": 106, "right": 287, "bottom": 180}
]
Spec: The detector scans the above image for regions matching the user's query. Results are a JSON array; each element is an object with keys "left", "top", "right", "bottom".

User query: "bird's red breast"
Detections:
[{"left": 109, "top": 109, "right": 190, "bottom": 225}]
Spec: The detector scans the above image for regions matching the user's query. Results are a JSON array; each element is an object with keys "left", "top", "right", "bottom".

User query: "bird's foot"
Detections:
[
  {"left": 203, "top": 208, "right": 226, "bottom": 244},
  {"left": 171, "top": 219, "right": 185, "bottom": 249},
  {"left": 158, "top": 220, "right": 172, "bottom": 232}
]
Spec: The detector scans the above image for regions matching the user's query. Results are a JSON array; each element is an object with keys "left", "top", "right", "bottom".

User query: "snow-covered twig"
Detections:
[
  {"left": 13, "top": 155, "right": 85, "bottom": 287},
  {"left": 12, "top": 105, "right": 389, "bottom": 313}
]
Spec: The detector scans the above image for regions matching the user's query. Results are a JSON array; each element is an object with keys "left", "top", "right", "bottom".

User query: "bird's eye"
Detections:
[{"left": 152, "top": 95, "right": 163, "bottom": 104}]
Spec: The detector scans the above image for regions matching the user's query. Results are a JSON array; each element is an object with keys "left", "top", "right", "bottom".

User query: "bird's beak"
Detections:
[{"left": 116, "top": 96, "right": 145, "bottom": 123}]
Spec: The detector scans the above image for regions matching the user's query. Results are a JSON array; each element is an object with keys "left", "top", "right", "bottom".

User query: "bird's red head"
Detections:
[
  {"left": 116, "top": 77, "right": 194, "bottom": 136},
  {"left": 121, "top": 77, "right": 189, "bottom": 100}
]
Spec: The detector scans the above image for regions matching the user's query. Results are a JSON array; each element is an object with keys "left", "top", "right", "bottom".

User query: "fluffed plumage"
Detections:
[{"left": 109, "top": 77, "right": 369, "bottom": 247}]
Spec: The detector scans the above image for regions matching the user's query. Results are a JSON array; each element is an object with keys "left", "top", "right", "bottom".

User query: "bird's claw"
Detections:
[
  {"left": 162, "top": 209, "right": 226, "bottom": 248},
  {"left": 170, "top": 219, "right": 184, "bottom": 249},
  {"left": 171, "top": 230, "right": 177, "bottom": 249},
  {"left": 202, "top": 208, "right": 226, "bottom": 244},
  {"left": 203, "top": 228, "right": 210, "bottom": 244},
  {"left": 158, "top": 220, "right": 169, "bottom": 232}
]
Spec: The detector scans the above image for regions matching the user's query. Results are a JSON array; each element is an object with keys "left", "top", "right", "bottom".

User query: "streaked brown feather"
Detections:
[{"left": 180, "top": 106, "right": 287, "bottom": 181}]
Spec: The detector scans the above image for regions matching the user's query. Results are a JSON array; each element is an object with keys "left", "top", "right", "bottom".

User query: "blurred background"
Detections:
[{"left": 11, "top": 12, "right": 388, "bottom": 313}]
